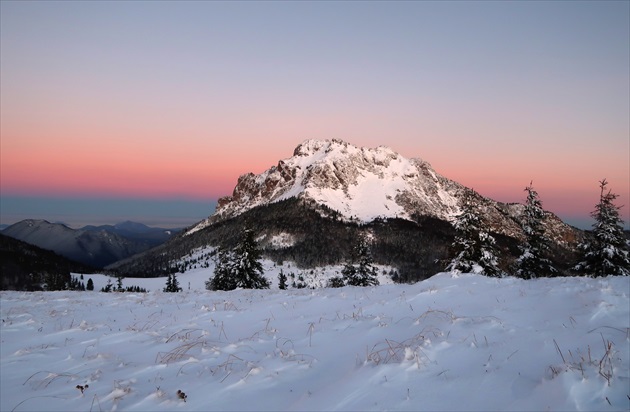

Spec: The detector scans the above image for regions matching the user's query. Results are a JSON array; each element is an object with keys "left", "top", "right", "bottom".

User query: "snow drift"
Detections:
[{"left": 1, "top": 271, "right": 628, "bottom": 411}]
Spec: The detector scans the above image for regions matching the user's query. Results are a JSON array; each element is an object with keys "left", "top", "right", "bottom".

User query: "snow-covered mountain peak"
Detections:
[
  {"left": 185, "top": 139, "right": 579, "bottom": 245},
  {"left": 290, "top": 138, "right": 426, "bottom": 172},
  {"left": 187, "top": 139, "right": 467, "bottom": 235}
]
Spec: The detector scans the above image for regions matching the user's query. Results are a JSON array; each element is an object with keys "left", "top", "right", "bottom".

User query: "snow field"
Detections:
[{"left": 1, "top": 273, "right": 628, "bottom": 411}]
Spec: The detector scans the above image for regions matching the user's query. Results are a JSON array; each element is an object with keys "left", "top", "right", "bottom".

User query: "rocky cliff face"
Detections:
[
  {"left": 189, "top": 139, "right": 578, "bottom": 244},
  {"left": 208, "top": 139, "right": 461, "bottom": 222}
]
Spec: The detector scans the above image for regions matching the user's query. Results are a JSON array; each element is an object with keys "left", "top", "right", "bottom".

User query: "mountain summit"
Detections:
[
  {"left": 112, "top": 139, "right": 580, "bottom": 280},
  {"left": 189, "top": 139, "right": 574, "bottom": 242},
  {"left": 190, "top": 139, "right": 471, "bottom": 234}
]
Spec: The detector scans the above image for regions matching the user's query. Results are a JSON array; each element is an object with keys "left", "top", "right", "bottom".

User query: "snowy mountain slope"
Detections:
[
  {"left": 1, "top": 271, "right": 628, "bottom": 411},
  {"left": 187, "top": 139, "right": 576, "bottom": 245},
  {"left": 189, "top": 139, "right": 463, "bottom": 234}
]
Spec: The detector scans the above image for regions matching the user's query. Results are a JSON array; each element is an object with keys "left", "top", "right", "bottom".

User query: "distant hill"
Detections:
[
  {"left": 2, "top": 220, "right": 178, "bottom": 268},
  {"left": 80, "top": 220, "right": 181, "bottom": 248},
  {"left": 0, "top": 233, "right": 94, "bottom": 290}
]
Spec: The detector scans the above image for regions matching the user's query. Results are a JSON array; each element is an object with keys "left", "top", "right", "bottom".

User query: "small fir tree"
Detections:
[
  {"left": 278, "top": 270, "right": 287, "bottom": 290},
  {"left": 86, "top": 278, "right": 94, "bottom": 291},
  {"left": 171, "top": 273, "right": 181, "bottom": 292},
  {"left": 207, "top": 229, "right": 269, "bottom": 291},
  {"left": 206, "top": 247, "right": 237, "bottom": 291},
  {"left": 446, "top": 189, "right": 502, "bottom": 277},
  {"left": 101, "top": 278, "right": 113, "bottom": 292},
  {"left": 342, "top": 237, "right": 379, "bottom": 286},
  {"left": 116, "top": 275, "right": 124, "bottom": 292},
  {"left": 575, "top": 179, "right": 629, "bottom": 277},
  {"left": 515, "top": 182, "right": 556, "bottom": 279}
]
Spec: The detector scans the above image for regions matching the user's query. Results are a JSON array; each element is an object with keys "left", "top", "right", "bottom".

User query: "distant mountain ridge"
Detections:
[
  {"left": 3, "top": 220, "right": 179, "bottom": 268},
  {"left": 80, "top": 220, "right": 180, "bottom": 247}
]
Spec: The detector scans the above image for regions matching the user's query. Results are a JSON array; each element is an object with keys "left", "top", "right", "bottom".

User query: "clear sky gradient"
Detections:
[{"left": 1, "top": 1, "right": 628, "bottom": 229}]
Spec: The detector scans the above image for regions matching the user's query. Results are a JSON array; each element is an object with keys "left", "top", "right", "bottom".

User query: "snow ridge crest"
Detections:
[{"left": 188, "top": 139, "right": 465, "bottom": 235}]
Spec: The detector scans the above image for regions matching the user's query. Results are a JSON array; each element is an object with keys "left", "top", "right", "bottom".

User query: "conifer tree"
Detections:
[
  {"left": 171, "top": 273, "right": 181, "bottom": 292},
  {"left": 116, "top": 275, "right": 124, "bottom": 292},
  {"left": 164, "top": 274, "right": 172, "bottom": 292},
  {"left": 515, "top": 182, "right": 556, "bottom": 278},
  {"left": 575, "top": 179, "right": 629, "bottom": 277},
  {"left": 44, "top": 272, "right": 68, "bottom": 291},
  {"left": 278, "top": 270, "right": 287, "bottom": 290},
  {"left": 206, "top": 247, "right": 237, "bottom": 291},
  {"left": 86, "top": 278, "right": 94, "bottom": 291},
  {"left": 446, "top": 190, "right": 502, "bottom": 277},
  {"left": 164, "top": 273, "right": 182, "bottom": 292},
  {"left": 342, "top": 237, "right": 379, "bottom": 286},
  {"left": 207, "top": 229, "right": 269, "bottom": 290},
  {"left": 101, "top": 278, "right": 113, "bottom": 292}
]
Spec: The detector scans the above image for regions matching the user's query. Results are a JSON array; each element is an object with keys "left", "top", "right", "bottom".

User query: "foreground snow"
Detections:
[{"left": 1, "top": 273, "right": 628, "bottom": 411}]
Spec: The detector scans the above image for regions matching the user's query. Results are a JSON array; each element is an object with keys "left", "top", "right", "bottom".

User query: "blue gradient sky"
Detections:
[{"left": 1, "top": 1, "right": 628, "bottom": 229}]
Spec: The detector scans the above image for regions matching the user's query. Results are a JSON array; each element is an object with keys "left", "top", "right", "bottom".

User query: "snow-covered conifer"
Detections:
[
  {"left": 278, "top": 270, "right": 288, "bottom": 290},
  {"left": 342, "top": 237, "right": 379, "bottom": 286},
  {"left": 446, "top": 189, "right": 502, "bottom": 277},
  {"left": 207, "top": 229, "right": 269, "bottom": 290},
  {"left": 575, "top": 179, "right": 629, "bottom": 277},
  {"left": 207, "top": 247, "right": 235, "bottom": 291},
  {"left": 515, "top": 182, "right": 556, "bottom": 278}
]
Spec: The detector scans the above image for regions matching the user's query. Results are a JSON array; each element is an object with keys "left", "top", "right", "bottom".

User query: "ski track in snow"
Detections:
[{"left": 1, "top": 272, "right": 629, "bottom": 411}]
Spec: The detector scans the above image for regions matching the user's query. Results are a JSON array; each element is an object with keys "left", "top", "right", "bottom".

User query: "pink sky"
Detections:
[{"left": 1, "top": 1, "right": 628, "bottom": 229}]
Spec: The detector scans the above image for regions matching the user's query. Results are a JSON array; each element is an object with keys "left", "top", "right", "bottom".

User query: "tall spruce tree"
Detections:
[
  {"left": 342, "top": 237, "right": 379, "bottom": 286},
  {"left": 207, "top": 229, "right": 270, "bottom": 290},
  {"left": 446, "top": 190, "right": 502, "bottom": 277},
  {"left": 515, "top": 182, "right": 556, "bottom": 278},
  {"left": 575, "top": 179, "right": 629, "bottom": 277}
]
